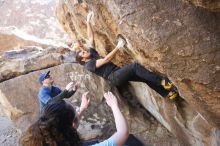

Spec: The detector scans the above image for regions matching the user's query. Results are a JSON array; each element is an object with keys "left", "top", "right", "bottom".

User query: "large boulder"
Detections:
[
  {"left": 0, "top": 64, "right": 180, "bottom": 145},
  {"left": 0, "top": 46, "right": 74, "bottom": 82},
  {"left": 56, "top": 0, "right": 220, "bottom": 145},
  {"left": 0, "top": 48, "right": 179, "bottom": 145},
  {"left": 0, "top": 63, "right": 115, "bottom": 140}
]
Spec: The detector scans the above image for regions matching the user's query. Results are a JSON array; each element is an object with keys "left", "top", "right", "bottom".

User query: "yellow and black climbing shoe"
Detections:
[
  {"left": 166, "top": 91, "right": 178, "bottom": 100},
  {"left": 161, "top": 78, "right": 173, "bottom": 90},
  {"left": 164, "top": 82, "right": 173, "bottom": 90}
]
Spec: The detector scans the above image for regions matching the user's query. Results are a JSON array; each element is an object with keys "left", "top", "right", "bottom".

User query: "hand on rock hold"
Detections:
[
  {"left": 87, "top": 11, "right": 94, "bottom": 24},
  {"left": 104, "top": 91, "right": 118, "bottom": 109},
  {"left": 80, "top": 91, "right": 90, "bottom": 112},
  {"left": 73, "top": 81, "right": 80, "bottom": 91},
  {"left": 116, "top": 37, "right": 126, "bottom": 49}
]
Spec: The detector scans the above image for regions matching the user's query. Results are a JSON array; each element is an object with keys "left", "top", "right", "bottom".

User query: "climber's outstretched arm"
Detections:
[
  {"left": 95, "top": 38, "right": 125, "bottom": 68},
  {"left": 87, "top": 12, "right": 95, "bottom": 48},
  {"left": 72, "top": 92, "right": 90, "bottom": 129},
  {"left": 95, "top": 47, "right": 119, "bottom": 68},
  {"left": 104, "top": 92, "right": 129, "bottom": 146}
]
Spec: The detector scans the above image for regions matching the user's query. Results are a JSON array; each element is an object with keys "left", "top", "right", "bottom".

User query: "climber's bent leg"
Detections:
[
  {"left": 130, "top": 63, "right": 162, "bottom": 85},
  {"left": 108, "top": 62, "right": 162, "bottom": 86},
  {"left": 108, "top": 62, "right": 177, "bottom": 99},
  {"left": 108, "top": 64, "right": 136, "bottom": 86}
]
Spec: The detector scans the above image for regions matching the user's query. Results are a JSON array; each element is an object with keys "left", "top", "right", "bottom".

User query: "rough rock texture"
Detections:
[
  {"left": 56, "top": 0, "right": 220, "bottom": 145},
  {"left": 0, "top": 46, "right": 75, "bottom": 82},
  {"left": 182, "top": 0, "right": 220, "bottom": 12},
  {"left": 0, "top": 63, "right": 115, "bottom": 139},
  {"left": 0, "top": 117, "right": 20, "bottom": 146},
  {"left": 0, "top": 49, "right": 180, "bottom": 145}
]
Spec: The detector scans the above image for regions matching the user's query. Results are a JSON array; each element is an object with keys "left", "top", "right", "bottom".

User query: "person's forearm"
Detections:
[
  {"left": 111, "top": 105, "right": 128, "bottom": 135},
  {"left": 72, "top": 108, "right": 82, "bottom": 129},
  {"left": 51, "top": 90, "right": 69, "bottom": 102},
  {"left": 66, "top": 90, "right": 76, "bottom": 98},
  {"left": 104, "top": 47, "right": 119, "bottom": 62},
  {"left": 78, "top": 106, "right": 83, "bottom": 115},
  {"left": 76, "top": 107, "right": 85, "bottom": 122},
  {"left": 87, "top": 22, "right": 94, "bottom": 45},
  {"left": 95, "top": 46, "right": 120, "bottom": 68}
]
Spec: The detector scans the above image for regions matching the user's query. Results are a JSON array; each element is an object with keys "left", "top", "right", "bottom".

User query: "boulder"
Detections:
[
  {"left": 0, "top": 48, "right": 179, "bottom": 145},
  {"left": 56, "top": 0, "right": 220, "bottom": 145},
  {"left": 0, "top": 62, "right": 179, "bottom": 145},
  {"left": 0, "top": 63, "right": 114, "bottom": 139},
  {"left": 0, "top": 46, "right": 74, "bottom": 82}
]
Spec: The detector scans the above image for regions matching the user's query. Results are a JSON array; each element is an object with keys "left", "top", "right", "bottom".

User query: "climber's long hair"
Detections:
[{"left": 20, "top": 100, "right": 82, "bottom": 146}]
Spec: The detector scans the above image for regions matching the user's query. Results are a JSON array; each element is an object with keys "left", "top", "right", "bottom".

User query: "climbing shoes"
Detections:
[
  {"left": 162, "top": 78, "right": 174, "bottom": 90},
  {"left": 166, "top": 91, "right": 178, "bottom": 100},
  {"left": 163, "top": 82, "right": 173, "bottom": 90},
  {"left": 162, "top": 78, "right": 179, "bottom": 100}
]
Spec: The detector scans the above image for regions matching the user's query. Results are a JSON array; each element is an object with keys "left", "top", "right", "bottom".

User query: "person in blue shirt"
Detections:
[
  {"left": 20, "top": 91, "right": 129, "bottom": 146},
  {"left": 38, "top": 70, "right": 80, "bottom": 112}
]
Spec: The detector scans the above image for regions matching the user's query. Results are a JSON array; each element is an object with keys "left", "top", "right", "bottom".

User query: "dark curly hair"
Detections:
[{"left": 20, "top": 100, "right": 82, "bottom": 146}]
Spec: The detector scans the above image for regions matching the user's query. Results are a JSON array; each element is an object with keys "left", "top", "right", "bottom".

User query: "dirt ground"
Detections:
[{"left": 0, "top": 103, "right": 20, "bottom": 146}]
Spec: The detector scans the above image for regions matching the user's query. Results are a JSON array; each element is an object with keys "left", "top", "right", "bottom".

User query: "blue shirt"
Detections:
[
  {"left": 91, "top": 137, "right": 116, "bottom": 146},
  {"left": 38, "top": 86, "right": 62, "bottom": 112}
]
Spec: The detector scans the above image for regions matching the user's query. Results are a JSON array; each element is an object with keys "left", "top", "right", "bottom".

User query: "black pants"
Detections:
[{"left": 108, "top": 63, "right": 169, "bottom": 97}]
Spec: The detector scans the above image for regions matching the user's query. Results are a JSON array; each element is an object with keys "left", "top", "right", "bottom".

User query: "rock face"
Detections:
[
  {"left": 182, "top": 0, "right": 220, "bottom": 12},
  {"left": 0, "top": 46, "right": 74, "bottom": 82},
  {"left": 0, "top": 63, "right": 115, "bottom": 139},
  {"left": 0, "top": 117, "right": 20, "bottom": 146},
  {"left": 0, "top": 49, "right": 180, "bottom": 145},
  {"left": 56, "top": 0, "right": 220, "bottom": 145}
]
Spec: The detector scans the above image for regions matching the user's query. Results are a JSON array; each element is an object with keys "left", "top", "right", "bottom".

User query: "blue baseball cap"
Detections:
[{"left": 38, "top": 71, "right": 50, "bottom": 84}]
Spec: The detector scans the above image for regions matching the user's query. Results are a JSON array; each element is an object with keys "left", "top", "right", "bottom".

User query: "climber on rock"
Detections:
[
  {"left": 74, "top": 11, "right": 177, "bottom": 100},
  {"left": 38, "top": 70, "right": 80, "bottom": 112}
]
